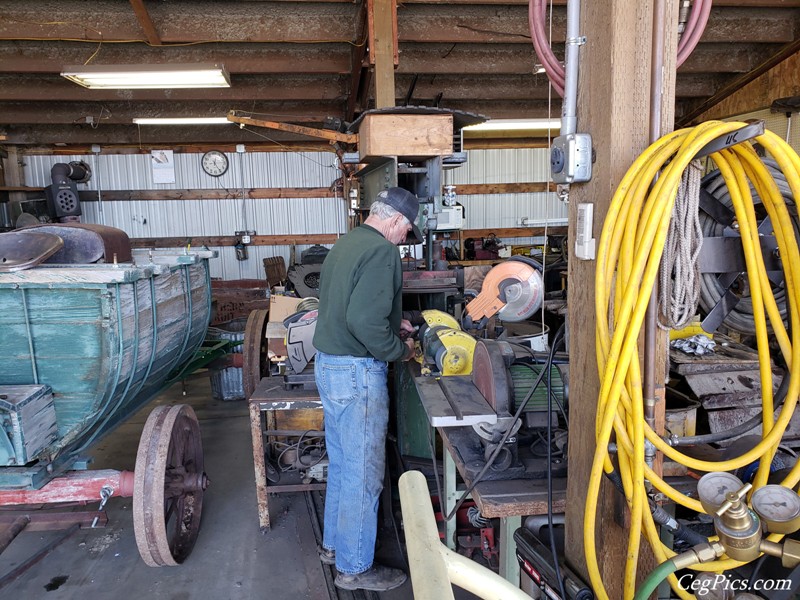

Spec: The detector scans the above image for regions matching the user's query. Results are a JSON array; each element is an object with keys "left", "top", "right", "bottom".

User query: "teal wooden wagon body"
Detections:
[{"left": 0, "top": 248, "right": 215, "bottom": 490}]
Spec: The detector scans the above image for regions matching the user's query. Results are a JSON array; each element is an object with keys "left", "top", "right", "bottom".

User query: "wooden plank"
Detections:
[
  {"left": 462, "top": 226, "right": 567, "bottom": 239},
  {"left": 75, "top": 184, "right": 558, "bottom": 202},
  {"left": 437, "top": 426, "right": 566, "bottom": 519},
  {"left": 130, "top": 234, "right": 339, "bottom": 249},
  {"left": 249, "top": 399, "right": 270, "bottom": 530},
  {"left": 0, "top": 186, "right": 42, "bottom": 192},
  {"left": 670, "top": 336, "right": 761, "bottom": 375},
  {"left": 78, "top": 187, "right": 336, "bottom": 202},
  {"left": 369, "top": 0, "right": 398, "bottom": 109},
  {"left": 358, "top": 113, "right": 453, "bottom": 160},
  {"left": 471, "top": 478, "right": 567, "bottom": 519},
  {"left": 687, "top": 40, "right": 800, "bottom": 124},
  {"left": 39, "top": 218, "right": 559, "bottom": 254},
  {"left": 227, "top": 111, "right": 358, "bottom": 144},
  {"left": 128, "top": 0, "right": 162, "bottom": 45},
  {"left": 684, "top": 370, "right": 780, "bottom": 410},
  {"left": 455, "top": 182, "right": 556, "bottom": 195}
]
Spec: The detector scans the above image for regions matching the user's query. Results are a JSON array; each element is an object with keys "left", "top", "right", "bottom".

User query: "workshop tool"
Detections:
[
  {"left": 419, "top": 310, "right": 476, "bottom": 376},
  {"left": 464, "top": 256, "right": 544, "bottom": 329},
  {"left": 471, "top": 339, "right": 522, "bottom": 471}
]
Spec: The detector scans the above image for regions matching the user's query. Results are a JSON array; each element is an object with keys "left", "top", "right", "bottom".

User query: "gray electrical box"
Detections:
[{"left": 550, "top": 133, "right": 593, "bottom": 184}]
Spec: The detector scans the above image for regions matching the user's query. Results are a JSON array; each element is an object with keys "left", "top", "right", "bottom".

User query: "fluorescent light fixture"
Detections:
[
  {"left": 132, "top": 117, "right": 231, "bottom": 125},
  {"left": 61, "top": 63, "right": 230, "bottom": 89},
  {"left": 462, "top": 118, "right": 562, "bottom": 132}
]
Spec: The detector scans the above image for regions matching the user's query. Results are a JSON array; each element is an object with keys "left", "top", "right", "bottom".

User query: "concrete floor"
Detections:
[{"left": 0, "top": 376, "right": 425, "bottom": 600}]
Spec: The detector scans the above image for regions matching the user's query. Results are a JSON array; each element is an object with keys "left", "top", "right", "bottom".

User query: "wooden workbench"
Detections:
[
  {"left": 248, "top": 376, "right": 325, "bottom": 531},
  {"left": 408, "top": 362, "right": 566, "bottom": 584},
  {"left": 435, "top": 425, "right": 567, "bottom": 585}
]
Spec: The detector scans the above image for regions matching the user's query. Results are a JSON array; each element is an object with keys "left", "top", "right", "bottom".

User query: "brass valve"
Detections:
[{"left": 714, "top": 483, "right": 763, "bottom": 562}]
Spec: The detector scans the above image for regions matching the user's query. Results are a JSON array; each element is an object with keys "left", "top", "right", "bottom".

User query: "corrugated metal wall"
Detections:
[
  {"left": 447, "top": 147, "right": 566, "bottom": 240},
  {"left": 24, "top": 147, "right": 563, "bottom": 280}
]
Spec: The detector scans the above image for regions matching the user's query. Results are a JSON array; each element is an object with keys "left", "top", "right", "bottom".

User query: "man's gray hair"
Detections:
[{"left": 369, "top": 200, "right": 405, "bottom": 221}]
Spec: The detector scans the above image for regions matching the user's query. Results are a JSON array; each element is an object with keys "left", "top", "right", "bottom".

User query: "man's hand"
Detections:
[
  {"left": 403, "top": 338, "right": 416, "bottom": 361},
  {"left": 399, "top": 319, "right": 416, "bottom": 340}
]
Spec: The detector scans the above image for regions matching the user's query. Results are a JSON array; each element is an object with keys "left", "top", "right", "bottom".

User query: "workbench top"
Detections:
[{"left": 437, "top": 425, "right": 567, "bottom": 519}]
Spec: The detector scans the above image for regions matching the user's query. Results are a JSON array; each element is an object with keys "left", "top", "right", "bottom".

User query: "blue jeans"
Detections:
[{"left": 315, "top": 351, "right": 389, "bottom": 574}]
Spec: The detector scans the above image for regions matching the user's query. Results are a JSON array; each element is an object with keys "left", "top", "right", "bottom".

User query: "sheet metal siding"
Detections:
[
  {"left": 25, "top": 152, "right": 346, "bottom": 280},
  {"left": 445, "top": 149, "right": 567, "bottom": 238},
  {"left": 26, "top": 148, "right": 563, "bottom": 277}
]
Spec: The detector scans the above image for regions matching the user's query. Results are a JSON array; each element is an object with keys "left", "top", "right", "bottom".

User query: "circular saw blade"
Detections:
[{"left": 497, "top": 266, "right": 543, "bottom": 322}]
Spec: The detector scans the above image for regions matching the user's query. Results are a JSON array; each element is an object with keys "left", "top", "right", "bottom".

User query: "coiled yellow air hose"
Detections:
[{"left": 586, "top": 121, "right": 800, "bottom": 600}]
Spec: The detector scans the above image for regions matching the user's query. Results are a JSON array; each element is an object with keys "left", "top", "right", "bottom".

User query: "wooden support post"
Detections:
[
  {"left": 368, "top": 0, "right": 397, "bottom": 109},
  {"left": 564, "top": 2, "right": 676, "bottom": 598}
]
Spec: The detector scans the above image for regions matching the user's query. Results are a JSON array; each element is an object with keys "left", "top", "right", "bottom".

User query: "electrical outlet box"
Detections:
[
  {"left": 235, "top": 230, "right": 256, "bottom": 244},
  {"left": 236, "top": 144, "right": 246, "bottom": 153},
  {"left": 550, "top": 133, "right": 593, "bottom": 184}
]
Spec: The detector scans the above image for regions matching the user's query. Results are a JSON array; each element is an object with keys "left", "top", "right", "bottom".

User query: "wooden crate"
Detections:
[
  {"left": 211, "top": 279, "right": 270, "bottom": 325},
  {"left": 358, "top": 113, "right": 453, "bottom": 160}
]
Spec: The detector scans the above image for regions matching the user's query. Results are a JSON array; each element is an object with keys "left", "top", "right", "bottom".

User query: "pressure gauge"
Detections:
[
  {"left": 201, "top": 150, "right": 228, "bottom": 177},
  {"left": 697, "top": 472, "right": 744, "bottom": 515},
  {"left": 751, "top": 485, "right": 800, "bottom": 534}
]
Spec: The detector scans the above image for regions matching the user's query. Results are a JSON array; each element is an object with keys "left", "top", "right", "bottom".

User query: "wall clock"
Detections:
[{"left": 201, "top": 150, "right": 228, "bottom": 177}]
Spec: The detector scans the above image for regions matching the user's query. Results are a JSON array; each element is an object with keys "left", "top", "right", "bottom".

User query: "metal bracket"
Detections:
[{"left": 694, "top": 120, "right": 765, "bottom": 159}]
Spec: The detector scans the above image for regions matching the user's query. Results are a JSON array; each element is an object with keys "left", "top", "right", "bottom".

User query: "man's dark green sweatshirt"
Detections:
[{"left": 313, "top": 224, "right": 406, "bottom": 362}]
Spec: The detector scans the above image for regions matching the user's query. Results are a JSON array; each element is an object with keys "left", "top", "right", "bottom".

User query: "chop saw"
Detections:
[{"left": 463, "top": 255, "right": 544, "bottom": 330}]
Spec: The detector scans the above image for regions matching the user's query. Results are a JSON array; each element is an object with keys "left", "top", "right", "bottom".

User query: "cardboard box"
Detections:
[
  {"left": 266, "top": 296, "right": 301, "bottom": 357},
  {"left": 269, "top": 295, "right": 301, "bottom": 323},
  {"left": 358, "top": 113, "right": 453, "bottom": 161}
]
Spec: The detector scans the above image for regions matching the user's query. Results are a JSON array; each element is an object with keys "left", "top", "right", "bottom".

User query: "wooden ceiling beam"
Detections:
[
  {"left": 0, "top": 101, "right": 343, "bottom": 124},
  {"left": 391, "top": 73, "right": 722, "bottom": 103},
  {"left": 0, "top": 74, "right": 348, "bottom": 102},
  {"left": 0, "top": 42, "right": 352, "bottom": 74},
  {"left": 0, "top": 2, "right": 360, "bottom": 43},
  {"left": 399, "top": 0, "right": 793, "bottom": 5},
  {"left": 397, "top": 6, "right": 796, "bottom": 44},
  {"left": 396, "top": 42, "right": 776, "bottom": 76},
  {"left": 2, "top": 124, "right": 335, "bottom": 147},
  {"left": 678, "top": 36, "right": 800, "bottom": 126},
  {"left": 369, "top": 0, "right": 398, "bottom": 109},
  {"left": 128, "top": 0, "right": 162, "bottom": 46},
  {"left": 0, "top": 3, "right": 792, "bottom": 46}
]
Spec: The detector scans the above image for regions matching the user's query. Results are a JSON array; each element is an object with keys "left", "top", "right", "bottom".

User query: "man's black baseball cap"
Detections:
[{"left": 378, "top": 187, "right": 423, "bottom": 244}]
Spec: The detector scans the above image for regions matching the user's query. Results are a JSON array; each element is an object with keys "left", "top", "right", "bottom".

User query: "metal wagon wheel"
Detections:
[
  {"left": 133, "top": 404, "right": 207, "bottom": 567},
  {"left": 243, "top": 308, "right": 270, "bottom": 399}
]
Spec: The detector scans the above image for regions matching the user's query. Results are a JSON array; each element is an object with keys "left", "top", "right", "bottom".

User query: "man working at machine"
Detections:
[{"left": 312, "top": 187, "right": 419, "bottom": 592}]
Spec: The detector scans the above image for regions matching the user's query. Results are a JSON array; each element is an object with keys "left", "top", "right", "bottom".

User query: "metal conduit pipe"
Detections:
[
  {"left": 560, "top": 0, "right": 582, "bottom": 136},
  {"left": 643, "top": 0, "right": 669, "bottom": 476}
]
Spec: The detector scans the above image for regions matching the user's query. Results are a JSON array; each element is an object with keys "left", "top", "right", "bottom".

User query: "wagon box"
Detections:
[{"left": 0, "top": 226, "right": 216, "bottom": 567}]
